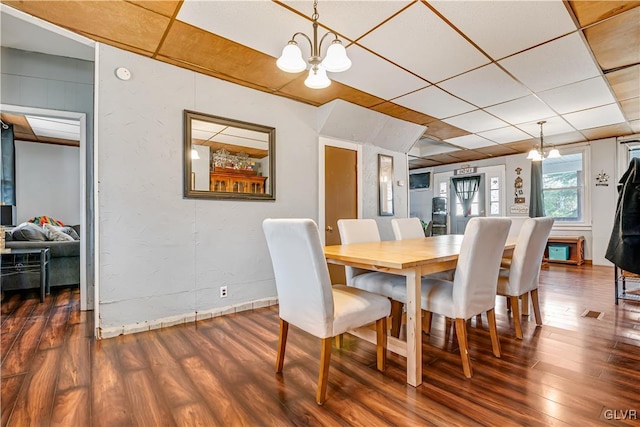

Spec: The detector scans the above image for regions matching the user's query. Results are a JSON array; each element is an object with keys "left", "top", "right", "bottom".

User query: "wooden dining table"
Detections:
[{"left": 324, "top": 234, "right": 517, "bottom": 387}]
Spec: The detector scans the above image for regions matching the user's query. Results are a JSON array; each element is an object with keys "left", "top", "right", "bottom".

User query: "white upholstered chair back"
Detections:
[
  {"left": 263, "top": 218, "right": 334, "bottom": 338},
  {"left": 391, "top": 218, "right": 425, "bottom": 240},
  {"left": 337, "top": 219, "right": 381, "bottom": 243},
  {"left": 337, "top": 219, "right": 381, "bottom": 284},
  {"left": 452, "top": 217, "right": 512, "bottom": 319},
  {"left": 504, "top": 217, "right": 554, "bottom": 295}
]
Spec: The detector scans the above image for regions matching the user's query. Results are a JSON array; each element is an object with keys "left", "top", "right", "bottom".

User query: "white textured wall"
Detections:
[
  {"left": 97, "top": 45, "right": 317, "bottom": 330},
  {"left": 590, "top": 138, "right": 617, "bottom": 265},
  {"left": 362, "top": 145, "right": 408, "bottom": 241},
  {"left": 15, "top": 140, "right": 80, "bottom": 224}
]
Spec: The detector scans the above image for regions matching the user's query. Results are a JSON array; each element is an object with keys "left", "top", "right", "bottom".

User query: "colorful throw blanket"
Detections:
[{"left": 28, "top": 215, "right": 65, "bottom": 227}]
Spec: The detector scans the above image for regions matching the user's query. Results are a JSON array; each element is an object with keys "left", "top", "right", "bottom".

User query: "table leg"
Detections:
[
  {"left": 405, "top": 268, "right": 422, "bottom": 387},
  {"left": 45, "top": 248, "right": 50, "bottom": 296},
  {"left": 39, "top": 249, "right": 46, "bottom": 302}
]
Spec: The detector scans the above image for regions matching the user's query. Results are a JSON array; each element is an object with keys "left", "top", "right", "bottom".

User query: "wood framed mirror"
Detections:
[
  {"left": 184, "top": 110, "right": 275, "bottom": 200},
  {"left": 378, "top": 154, "right": 394, "bottom": 216}
]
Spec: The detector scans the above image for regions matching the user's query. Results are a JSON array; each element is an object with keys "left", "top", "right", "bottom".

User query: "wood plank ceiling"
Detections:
[{"left": 2, "top": 0, "right": 638, "bottom": 167}]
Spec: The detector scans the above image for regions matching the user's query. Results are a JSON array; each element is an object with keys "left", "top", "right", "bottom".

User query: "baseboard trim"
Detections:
[{"left": 98, "top": 297, "right": 279, "bottom": 339}]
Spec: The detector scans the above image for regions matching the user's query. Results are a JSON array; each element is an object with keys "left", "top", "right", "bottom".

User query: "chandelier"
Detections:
[
  {"left": 276, "top": 0, "right": 352, "bottom": 89},
  {"left": 527, "top": 121, "right": 561, "bottom": 161}
]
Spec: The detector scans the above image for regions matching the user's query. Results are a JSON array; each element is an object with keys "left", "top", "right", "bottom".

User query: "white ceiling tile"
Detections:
[
  {"left": 430, "top": 0, "right": 576, "bottom": 59},
  {"left": 438, "top": 64, "right": 530, "bottom": 107},
  {"left": 443, "top": 109, "right": 508, "bottom": 133},
  {"left": 537, "top": 77, "right": 617, "bottom": 114},
  {"left": 394, "top": 86, "right": 475, "bottom": 119},
  {"left": 478, "top": 126, "right": 531, "bottom": 144},
  {"left": 499, "top": 33, "right": 601, "bottom": 93},
  {"left": 563, "top": 104, "right": 626, "bottom": 130},
  {"left": 411, "top": 138, "right": 460, "bottom": 156},
  {"left": 544, "top": 131, "right": 587, "bottom": 146},
  {"left": 517, "top": 116, "right": 576, "bottom": 137},
  {"left": 178, "top": 0, "right": 308, "bottom": 58},
  {"left": 485, "top": 95, "right": 556, "bottom": 125},
  {"left": 445, "top": 134, "right": 497, "bottom": 149},
  {"left": 330, "top": 45, "right": 428, "bottom": 100},
  {"left": 282, "top": 1, "right": 413, "bottom": 41},
  {"left": 358, "top": 2, "right": 488, "bottom": 82}
]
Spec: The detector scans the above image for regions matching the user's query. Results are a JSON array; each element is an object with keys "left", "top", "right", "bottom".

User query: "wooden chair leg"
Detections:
[
  {"left": 510, "top": 295, "right": 523, "bottom": 339},
  {"left": 520, "top": 293, "right": 530, "bottom": 316},
  {"left": 334, "top": 334, "right": 343, "bottom": 349},
  {"left": 422, "top": 311, "right": 433, "bottom": 335},
  {"left": 276, "top": 319, "right": 288, "bottom": 373},
  {"left": 506, "top": 297, "right": 512, "bottom": 312},
  {"left": 531, "top": 289, "right": 543, "bottom": 326},
  {"left": 390, "top": 300, "right": 403, "bottom": 338},
  {"left": 487, "top": 308, "right": 501, "bottom": 358},
  {"left": 454, "top": 318, "right": 473, "bottom": 378},
  {"left": 316, "top": 337, "right": 333, "bottom": 405},
  {"left": 376, "top": 318, "right": 387, "bottom": 372}
]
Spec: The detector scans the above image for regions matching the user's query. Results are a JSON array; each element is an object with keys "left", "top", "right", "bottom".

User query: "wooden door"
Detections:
[{"left": 325, "top": 146, "right": 357, "bottom": 285}]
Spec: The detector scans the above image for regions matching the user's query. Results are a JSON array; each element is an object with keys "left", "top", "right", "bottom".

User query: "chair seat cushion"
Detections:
[
  {"left": 426, "top": 269, "right": 455, "bottom": 281},
  {"left": 332, "top": 285, "right": 391, "bottom": 336},
  {"left": 351, "top": 272, "right": 404, "bottom": 298},
  {"left": 391, "top": 278, "right": 456, "bottom": 319},
  {"left": 497, "top": 267, "right": 535, "bottom": 296}
]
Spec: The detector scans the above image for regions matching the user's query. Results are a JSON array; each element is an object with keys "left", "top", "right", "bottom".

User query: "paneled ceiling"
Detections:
[{"left": 2, "top": 1, "right": 639, "bottom": 168}]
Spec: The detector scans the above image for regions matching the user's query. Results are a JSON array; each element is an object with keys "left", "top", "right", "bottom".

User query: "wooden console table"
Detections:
[
  {"left": 210, "top": 168, "right": 267, "bottom": 194},
  {"left": 543, "top": 236, "right": 585, "bottom": 265}
]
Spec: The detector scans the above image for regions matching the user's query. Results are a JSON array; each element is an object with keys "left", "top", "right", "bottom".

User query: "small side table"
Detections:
[{"left": 1, "top": 247, "right": 51, "bottom": 302}]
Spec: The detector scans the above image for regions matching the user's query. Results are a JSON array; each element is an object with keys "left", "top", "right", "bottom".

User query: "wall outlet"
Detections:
[{"left": 220, "top": 286, "right": 228, "bottom": 298}]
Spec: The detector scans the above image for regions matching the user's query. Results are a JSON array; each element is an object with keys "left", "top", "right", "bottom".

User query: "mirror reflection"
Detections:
[{"left": 184, "top": 110, "right": 275, "bottom": 200}]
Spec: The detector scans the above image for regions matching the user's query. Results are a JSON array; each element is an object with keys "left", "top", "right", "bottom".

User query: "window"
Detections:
[
  {"left": 489, "top": 177, "right": 500, "bottom": 215},
  {"left": 542, "top": 153, "right": 584, "bottom": 222},
  {"left": 455, "top": 192, "right": 479, "bottom": 216},
  {"left": 631, "top": 147, "right": 640, "bottom": 161}
]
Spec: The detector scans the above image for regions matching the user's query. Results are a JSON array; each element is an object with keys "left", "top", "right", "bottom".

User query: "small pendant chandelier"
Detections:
[
  {"left": 527, "top": 120, "right": 561, "bottom": 161},
  {"left": 276, "top": 0, "right": 352, "bottom": 89}
]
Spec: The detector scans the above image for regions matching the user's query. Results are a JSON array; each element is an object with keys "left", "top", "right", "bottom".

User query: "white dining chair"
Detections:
[
  {"left": 391, "top": 217, "right": 512, "bottom": 378},
  {"left": 263, "top": 218, "right": 390, "bottom": 405},
  {"left": 497, "top": 217, "right": 554, "bottom": 339},
  {"left": 391, "top": 217, "right": 425, "bottom": 240},
  {"left": 337, "top": 219, "right": 406, "bottom": 336}
]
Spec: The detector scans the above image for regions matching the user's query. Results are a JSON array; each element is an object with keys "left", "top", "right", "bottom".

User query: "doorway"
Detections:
[
  {"left": 449, "top": 174, "right": 485, "bottom": 234},
  {"left": 1, "top": 104, "right": 90, "bottom": 309}
]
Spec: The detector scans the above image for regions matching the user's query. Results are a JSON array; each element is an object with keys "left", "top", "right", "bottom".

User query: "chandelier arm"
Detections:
[
  {"left": 289, "top": 32, "right": 313, "bottom": 51},
  {"left": 318, "top": 31, "right": 340, "bottom": 56}
]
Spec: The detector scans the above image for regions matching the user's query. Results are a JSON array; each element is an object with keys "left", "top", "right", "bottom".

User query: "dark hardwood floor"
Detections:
[{"left": 2, "top": 264, "right": 640, "bottom": 426}]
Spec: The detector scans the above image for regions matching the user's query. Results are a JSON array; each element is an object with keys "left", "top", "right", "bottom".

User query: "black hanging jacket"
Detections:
[{"left": 606, "top": 158, "right": 640, "bottom": 274}]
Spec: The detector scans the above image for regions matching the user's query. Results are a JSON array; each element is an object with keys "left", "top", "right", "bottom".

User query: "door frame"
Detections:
[
  {"left": 1, "top": 103, "right": 90, "bottom": 310},
  {"left": 318, "top": 136, "right": 363, "bottom": 245}
]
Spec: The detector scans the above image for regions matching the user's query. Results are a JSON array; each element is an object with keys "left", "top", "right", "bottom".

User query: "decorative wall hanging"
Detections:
[{"left": 596, "top": 170, "right": 610, "bottom": 186}]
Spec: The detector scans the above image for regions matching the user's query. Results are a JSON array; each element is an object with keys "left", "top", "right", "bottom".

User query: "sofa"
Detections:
[{"left": 3, "top": 222, "right": 80, "bottom": 291}]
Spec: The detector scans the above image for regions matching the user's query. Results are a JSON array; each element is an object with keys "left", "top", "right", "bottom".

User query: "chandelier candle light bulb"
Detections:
[{"left": 276, "top": 0, "right": 352, "bottom": 89}]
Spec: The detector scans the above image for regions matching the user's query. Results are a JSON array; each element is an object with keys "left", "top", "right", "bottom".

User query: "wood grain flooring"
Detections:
[{"left": 2, "top": 264, "right": 640, "bottom": 426}]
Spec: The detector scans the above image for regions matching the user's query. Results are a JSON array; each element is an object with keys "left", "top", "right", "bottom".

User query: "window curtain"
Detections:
[
  {"left": 452, "top": 175, "right": 480, "bottom": 217},
  {"left": 529, "top": 161, "right": 544, "bottom": 218},
  {"left": 1, "top": 123, "right": 16, "bottom": 206}
]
